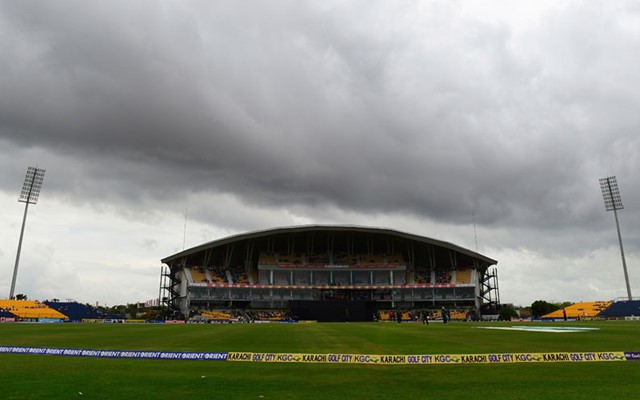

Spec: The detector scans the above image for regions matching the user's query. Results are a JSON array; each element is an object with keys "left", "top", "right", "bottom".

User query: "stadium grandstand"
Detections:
[
  {"left": 598, "top": 300, "right": 640, "bottom": 318},
  {"left": 542, "top": 301, "right": 613, "bottom": 319},
  {"left": 160, "top": 225, "right": 501, "bottom": 321},
  {"left": 0, "top": 300, "right": 120, "bottom": 322},
  {"left": 0, "top": 300, "right": 67, "bottom": 319},
  {"left": 538, "top": 300, "right": 640, "bottom": 320},
  {"left": 44, "top": 301, "right": 121, "bottom": 322}
]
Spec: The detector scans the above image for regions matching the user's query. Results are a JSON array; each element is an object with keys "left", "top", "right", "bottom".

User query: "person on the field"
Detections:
[{"left": 442, "top": 307, "right": 448, "bottom": 324}]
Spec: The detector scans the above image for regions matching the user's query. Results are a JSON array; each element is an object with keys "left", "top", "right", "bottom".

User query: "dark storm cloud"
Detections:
[{"left": 1, "top": 0, "right": 639, "bottom": 244}]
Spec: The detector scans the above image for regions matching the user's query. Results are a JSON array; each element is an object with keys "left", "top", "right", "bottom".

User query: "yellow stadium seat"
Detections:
[{"left": 0, "top": 300, "right": 68, "bottom": 319}]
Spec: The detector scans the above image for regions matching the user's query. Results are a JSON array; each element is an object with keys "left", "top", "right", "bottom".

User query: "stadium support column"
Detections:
[
  {"left": 474, "top": 269, "right": 481, "bottom": 311},
  {"left": 158, "top": 265, "right": 163, "bottom": 308},
  {"left": 178, "top": 263, "right": 190, "bottom": 318}
]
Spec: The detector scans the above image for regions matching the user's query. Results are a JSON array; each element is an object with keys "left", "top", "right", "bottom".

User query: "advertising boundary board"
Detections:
[
  {"left": 0, "top": 346, "right": 638, "bottom": 364},
  {"left": 227, "top": 351, "right": 632, "bottom": 364},
  {"left": 0, "top": 346, "right": 227, "bottom": 361}
]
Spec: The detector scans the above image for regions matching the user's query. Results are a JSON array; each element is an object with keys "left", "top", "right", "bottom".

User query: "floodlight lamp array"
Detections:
[
  {"left": 599, "top": 176, "right": 623, "bottom": 211},
  {"left": 18, "top": 166, "right": 46, "bottom": 204}
]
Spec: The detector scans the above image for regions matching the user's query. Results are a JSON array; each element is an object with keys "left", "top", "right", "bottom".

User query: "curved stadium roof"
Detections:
[{"left": 161, "top": 225, "right": 498, "bottom": 266}]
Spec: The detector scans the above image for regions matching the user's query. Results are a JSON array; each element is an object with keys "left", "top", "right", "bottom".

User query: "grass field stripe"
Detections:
[{"left": 477, "top": 326, "right": 601, "bottom": 333}]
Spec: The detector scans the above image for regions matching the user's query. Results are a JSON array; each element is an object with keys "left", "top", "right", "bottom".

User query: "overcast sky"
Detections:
[{"left": 1, "top": 0, "right": 639, "bottom": 307}]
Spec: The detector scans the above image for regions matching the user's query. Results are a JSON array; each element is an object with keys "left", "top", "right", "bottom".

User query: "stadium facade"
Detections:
[{"left": 160, "top": 225, "right": 499, "bottom": 319}]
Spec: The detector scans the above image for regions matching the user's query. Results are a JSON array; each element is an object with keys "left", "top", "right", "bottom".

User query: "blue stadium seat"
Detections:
[
  {"left": 598, "top": 300, "right": 640, "bottom": 317},
  {"left": 44, "top": 302, "right": 120, "bottom": 321}
]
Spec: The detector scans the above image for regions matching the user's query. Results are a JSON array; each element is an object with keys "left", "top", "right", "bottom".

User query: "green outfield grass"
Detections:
[{"left": 0, "top": 321, "right": 639, "bottom": 399}]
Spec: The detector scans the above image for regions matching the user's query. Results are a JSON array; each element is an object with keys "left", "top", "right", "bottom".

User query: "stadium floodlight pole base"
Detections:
[
  {"left": 9, "top": 202, "right": 30, "bottom": 300},
  {"left": 613, "top": 208, "right": 632, "bottom": 301}
]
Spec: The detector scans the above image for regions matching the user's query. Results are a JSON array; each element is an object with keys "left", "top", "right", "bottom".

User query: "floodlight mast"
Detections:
[
  {"left": 9, "top": 166, "right": 46, "bottom": 300},
  {"left": 599, "top": 176, "right": 632, "bottom": 301}
]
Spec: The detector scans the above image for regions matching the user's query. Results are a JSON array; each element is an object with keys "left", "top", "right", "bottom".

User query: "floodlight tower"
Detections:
[
  {"left": 9, "top": 166, "right": 46, "bottom": 300},
  {"left": 599, "top": 176, "right": 632, "bottom": 301}
]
